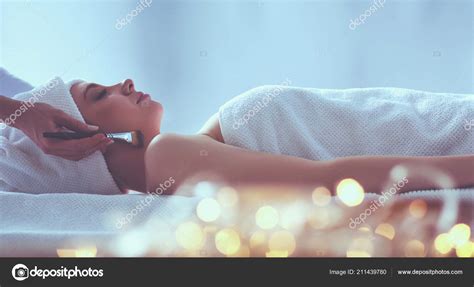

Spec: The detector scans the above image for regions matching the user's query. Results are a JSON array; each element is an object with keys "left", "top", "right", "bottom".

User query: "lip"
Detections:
[{"left": 136, "top": 93, "right": 150, "bottom": 104}]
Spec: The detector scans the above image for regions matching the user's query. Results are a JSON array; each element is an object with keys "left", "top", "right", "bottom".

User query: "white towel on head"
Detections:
[{"left": 0, "top": 77, "right": 121, "bottom": 195}]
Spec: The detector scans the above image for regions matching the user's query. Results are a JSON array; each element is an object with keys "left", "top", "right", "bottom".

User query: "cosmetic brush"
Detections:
[{"left": 43, "top": 131, "right": 144, "bottom": 147}]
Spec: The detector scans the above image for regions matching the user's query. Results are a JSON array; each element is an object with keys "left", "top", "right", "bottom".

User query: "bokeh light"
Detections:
[
  {"left": 266, "top": 250, "right": 289, "bottom": 257},
  {"left": 250, "top": 231, "right": 266, "bottom": 248},
  {"left": 279, "top": 203, "right": 307, "bottom": 233},
  {"left": 114, "top": 229, "right": 150, "bottom": 257},
  {"left": 346, "top": 237, "right": 373, "bottom": 257},
  {"left": 176, "top": 221, "right": 205, "bottom": 251},
  {"left": 217, "top": 186, "right": 239, "bottom": 207},
  {"left": 215, "top": 228, "right": 241, "bottom": 256},
  {"left": 312, "top": 186, "right": 331, "bottom": 206},
  {"left": 336, "top": 178, "right": 365, "bottom": 207},
  {"left": 434, "top": 233, "right": 453, "bottom": 255},
  {"left": 409, "top": 199, "right": 427, "bottom": 219},
  {"left": 346, "top": 250, "right": 371, "bottom": 257},
  {"left": 375, "top": 223, "right": 396, "bottom": 240},
  {"left": 448, "top": 223, "right": 471, "bottom": 247},
  {"left": 390, "top": 165, "right": 408, "bottom": 181},
  {"left": 255, "top": 206, "right": 279, "bottom": 230},
  {"left": 455, "top": 241, "right": 473, "bottom": 258},
  {"left": 307, "top": 208, "right": 329, "bottom": 229},
  {"left": 197, "top": 198, "right": 222, "bottom": 222},
  {"left": 57, "top": 246, "right": 97, "bottom": 257},
  {"left": 268, "top": 230, "right": 296, "bottom": 256},
  {"left": 229, "top": 245, "right": 250, "bottom": 257},
  {"left": 194, "top": 181, "right": 217, "bottom": 197},
  {"left": 404, "top": 240, "right": 425, "bottom": 257}
]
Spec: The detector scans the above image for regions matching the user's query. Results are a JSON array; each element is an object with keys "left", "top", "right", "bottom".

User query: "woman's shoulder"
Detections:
[
  {"left": 146, "top": 133, "right": 216, "bottom": 163},
  {"left": 144, "top": 133, "right": 220, "bottom": 193},
  {"left": 198, "top": 112, "right": 224, "bottom": 143}
]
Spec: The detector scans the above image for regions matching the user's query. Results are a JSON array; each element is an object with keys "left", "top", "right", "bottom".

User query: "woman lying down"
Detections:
[{"left": 2, "top": 77, "right": 473, "bottom": 195}]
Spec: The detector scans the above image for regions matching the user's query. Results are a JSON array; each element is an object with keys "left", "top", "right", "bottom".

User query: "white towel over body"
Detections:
[{"left": 219, "top": 86, "right": 474, "bottom": 160}]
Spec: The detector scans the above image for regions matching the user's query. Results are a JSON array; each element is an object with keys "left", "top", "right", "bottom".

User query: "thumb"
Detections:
[{"left": 55, "top": 112, "right": 99, "bottom": 132}]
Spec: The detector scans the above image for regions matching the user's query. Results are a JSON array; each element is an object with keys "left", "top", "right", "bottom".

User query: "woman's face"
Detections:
[{"left": 71, "top": 79, "right": 163, "bottom": 139}]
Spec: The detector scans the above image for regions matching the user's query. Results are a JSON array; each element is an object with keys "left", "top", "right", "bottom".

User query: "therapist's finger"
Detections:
[{"left": 54, "top": 111, "right": 99, "bottom": 133}]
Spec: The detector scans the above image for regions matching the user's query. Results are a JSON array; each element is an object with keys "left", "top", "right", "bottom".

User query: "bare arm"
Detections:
[{"left": 145, "top": 134, "right": 474, "bottom": 194}]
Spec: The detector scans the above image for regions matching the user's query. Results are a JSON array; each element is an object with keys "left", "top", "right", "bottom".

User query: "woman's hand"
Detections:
[{"left": 13, "top": 102, "right": 113, "bottom": 161}]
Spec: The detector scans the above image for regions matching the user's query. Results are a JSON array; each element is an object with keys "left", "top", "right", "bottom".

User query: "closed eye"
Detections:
[{"left": 95, "top": 89, "right": 108, "bottom": 101}]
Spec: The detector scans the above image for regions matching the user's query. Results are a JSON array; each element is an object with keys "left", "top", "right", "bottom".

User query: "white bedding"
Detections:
[
  {"left": 0, "top": 191, "right": 200, "bottom": 257},
  {"left": 0, "top": 188, "right": 472, "bottom": 257}
]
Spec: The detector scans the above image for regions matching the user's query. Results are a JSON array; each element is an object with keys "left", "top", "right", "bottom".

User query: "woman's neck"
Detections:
[{"left": 104, "top": 130, "right": 158, "bottom": 193}]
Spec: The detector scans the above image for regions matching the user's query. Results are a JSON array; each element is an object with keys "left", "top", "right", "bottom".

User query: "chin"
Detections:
[{"left": 147, "top": 100, "right": 163, "bottom": 113}]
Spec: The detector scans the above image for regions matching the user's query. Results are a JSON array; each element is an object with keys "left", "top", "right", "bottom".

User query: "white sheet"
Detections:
[
  {"left": 1, "top": 188, "right": 472, "bottom": 257},
  {"left": 0, "top": 191, "right": 200, "bottom": 256}
]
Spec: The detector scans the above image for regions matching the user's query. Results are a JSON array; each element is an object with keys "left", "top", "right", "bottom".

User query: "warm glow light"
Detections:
[
  {"left": 194, "top": 181, "right": 217, "bottom": 197},
  {"left": 266, "top": 250, "right": 289, "bottom": 257},
  {"left": 336, "top": 178, "right": 365, "bottom": 207},
  {"left": 455, "top": 241, "right": 473, "bottom": 258},
  {"left": 75, "top": 246, "right": 98, "bottom": 257},
  {"left": 375, "top": 223, "right": 396, "bottom": 240},
  {"left": 215, "top": 228, "right": 241, "bottom": 256},
  {"left": 268, "top": 230, "right": 296, "bottom": 256},
  {"left": 250, "top": 231, "right": 266, "bottom": 248},
  {"left": 346, "top": 238, "right": 373, "bottom": 257},
  {"left": 217, "top": 187, "right": 239, "bottom": 207},
  {"left": 448, "top": 224, "right": 471, "bottom": 247},
  {"left": 57, "top": 249, "right": 76, "bottom": 257},
  {"left": 279, "top": 203, "right": 307, "bottom": 233},
  {"left": 358, "top": 226, "right": 372, "bottom": 233},
  {"left": 57, "top": 246, "right": 97, "bottom": 257},
  {"left": 196, "top": 198, "right": 222, "bottom": 222},
  {"left": 229, "top": 245, "right": 250, "bottom": 257},
  {"left": 409, "top": 199, "right": 427, "bottom": 219},
  {"left": 390, "top": 165, "right": 408, "bottom": 180},
  {"left": 404, "top": 240, "right": 425, "bottom": 257},
  {"left": 434, "top": 233, "right": 453, "bottom": 254},
  {"left": 312, "top": 187, "right": 331, "bottom": 206},
  {"left": 346, "top": 250, "right": 371, "bottom": 257},
  {"left": 176, "top": 221, "right": 205, "bottom": 251},
  {"left": 307, "top": 208, "right": 329, "bottom": 229},
  {"left": 255, "top": 206, "right": 279, "bottom": 230}
]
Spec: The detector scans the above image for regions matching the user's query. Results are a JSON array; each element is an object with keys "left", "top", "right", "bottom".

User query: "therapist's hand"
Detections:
[{"left": 14, "top": 102, "right": 113, "bottom": 161}]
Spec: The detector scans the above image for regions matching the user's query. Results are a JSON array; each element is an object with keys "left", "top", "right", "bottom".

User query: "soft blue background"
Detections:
[{"left": 1, "top": 0, "right": 473, "bottom": 133}]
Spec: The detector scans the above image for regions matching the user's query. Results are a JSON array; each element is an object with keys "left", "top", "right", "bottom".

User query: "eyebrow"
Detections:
[{"left": 83, "top": 83, "right": 100, "bottom": 100}]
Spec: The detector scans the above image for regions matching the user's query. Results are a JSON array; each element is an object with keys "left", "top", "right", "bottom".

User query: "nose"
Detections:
[{"left": 121, "top": 79, "right": 135, "bottom": 95}]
